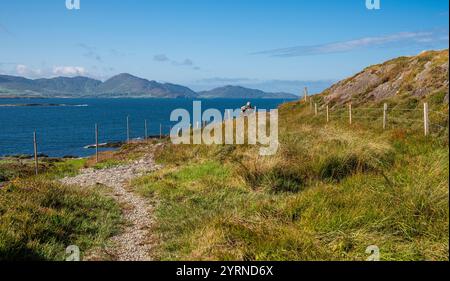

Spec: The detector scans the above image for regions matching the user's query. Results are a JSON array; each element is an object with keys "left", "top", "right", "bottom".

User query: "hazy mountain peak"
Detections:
[
  {"left": 1, "top": 73, "right": 297, "bottom": 99},
  {"left": 198, "top": 85, "right": 298, "bottom": 99}
]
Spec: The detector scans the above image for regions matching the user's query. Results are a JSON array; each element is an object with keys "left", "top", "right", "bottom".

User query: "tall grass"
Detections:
[
  {"left": 0, "top": 178, "right": 121, "bottom": 260},
  {"left": 133, "top": 97, "right": 448, "bottom": 261}
]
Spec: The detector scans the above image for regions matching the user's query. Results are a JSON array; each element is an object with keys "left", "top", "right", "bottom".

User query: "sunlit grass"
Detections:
[
  {"left": 133, "top": 96, "right": 449, "bottom": 261},
  {"left": 0, "top": 178, "right": 121, "bottom": 260}
]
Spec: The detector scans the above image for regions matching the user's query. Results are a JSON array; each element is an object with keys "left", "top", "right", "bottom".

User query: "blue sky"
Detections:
[{"left": 0, "top": 0, "right": 448, "bottom": 94}]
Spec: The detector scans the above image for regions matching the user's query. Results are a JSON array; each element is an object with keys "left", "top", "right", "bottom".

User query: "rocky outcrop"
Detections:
[{"left": 323, "top": 50, "right": 449, "bottom": 106}]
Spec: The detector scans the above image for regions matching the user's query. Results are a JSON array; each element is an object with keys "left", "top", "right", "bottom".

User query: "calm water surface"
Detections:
[{"left": 0, "top": 98, "right": 291, "bottom": 157}]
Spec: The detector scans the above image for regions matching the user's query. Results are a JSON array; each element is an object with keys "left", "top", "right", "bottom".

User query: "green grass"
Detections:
[
  {"left": 0, "top": 178, "right": 121, "bottom": 260},
  {"left": 0, "top": 156, "right": 123, "bottom": 261},
  {"left": 44, "top": 158, "right": 88, "bottom": 179},
  {"left": 132, "top": 96, "right": 448, "bottom": 261},
  {"left": 91, "top": 159, "right": 125, "bottom": 170},
  {"left": 0, "top": 157, "right": 88, "bottom": 182}
]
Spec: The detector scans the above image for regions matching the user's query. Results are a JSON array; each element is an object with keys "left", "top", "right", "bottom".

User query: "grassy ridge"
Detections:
[{"left": 133, "top": 98, "right": 449, "bottom": 261}]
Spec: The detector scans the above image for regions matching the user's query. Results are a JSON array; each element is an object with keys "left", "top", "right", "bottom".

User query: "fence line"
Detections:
[
  {"left": 24, "top": 115, "right": 182, "bottom": 174},
  {"left": 389, "top": 108, "right": 422, "bottom": 112},
  {"left": 11, "top": 101, "right": 450, "bottom": 175},
  {"left": 430, "top": 110, "right": 449, "bottom": 118},
  {"left": 308, "top": 101, "right": 448, "bottom": 137}
]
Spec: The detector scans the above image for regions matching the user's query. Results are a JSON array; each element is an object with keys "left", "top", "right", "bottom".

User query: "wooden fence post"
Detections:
[
  {"left": 95, "top": 123, "right": 99, "bottom": 163},
  {"left": 326, "top": 105, "right": 329, "bottom": 123},
  {"left": 126, "top": 115, "right": 130, "bottom": 143},
  {"left": 314, "top": 103, "right": 318, "bottom": 116},
  {"left": 310, "top": 99, "right": 313, "bottom": 112},
  {"left": 383, "top": 103, "right": 388, "bottom": 130},
  {"left": 33, "top": 131, "right": 38, "bottom": 175},
  {"left": 304, "top": 87, "right": 308, "bottom": 102},
  {"left": 424, "top": 102, "right": 429, "bottom": 136},
  {"left": 144, "top": 119, "right": 148, "bottom": 140},
  {"left": 349, "top": 103, "right": 352, "bottom": 125}
]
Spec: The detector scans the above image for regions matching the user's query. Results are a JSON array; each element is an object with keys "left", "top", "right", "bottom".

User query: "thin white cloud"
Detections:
[
  {"left": 196, "top": 77, "right": 255, "bottom": 84},
  {"left": 190, "top": 77, "right": 335, "bottom": 94},
  {"left": 154, "top": 54, "right": 199, "bottom": 70},
  {"left": 254, "top": 29, "right": 449, "bottom": 57},
  {"left": 53, "top": 66, "right": 86, "bottom": 76},
  {"left": 16, "top": 64, "right": 42, "bottom": 77},
  {"left": 78, "top": 43, "right": 103, "bottom": 62},
  {"left": 153, "top": 54, "right": 169, "bottom": 62},
  {"left": 5, "top": 64, "right": 92, "bottom": 79},
  {"left": 173, "top": 59, "right": 194, "bottom": 66},
  {"left": 110, "top": 49, "right": 127, "bottom": 57}
]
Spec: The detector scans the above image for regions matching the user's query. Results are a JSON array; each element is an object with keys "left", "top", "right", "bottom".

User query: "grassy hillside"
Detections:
[
  {"left": 2, "top": 93, "right": 446, "bottom": 260},
  {"left": 130, "top": 51, "right": 449, "bottom": 261},
  {"left": 130, "top": 97, "right": 448, "bottom": 260},
  {"left": 0, "top": 50, "right": 447, "bottom": 261}
]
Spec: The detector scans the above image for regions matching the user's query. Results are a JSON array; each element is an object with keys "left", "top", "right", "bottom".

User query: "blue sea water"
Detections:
[{"left": 0, "top": 98, "right": 291, "bottom": 157}]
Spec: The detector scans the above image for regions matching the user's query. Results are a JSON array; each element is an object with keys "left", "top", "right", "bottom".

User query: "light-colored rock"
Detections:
[{"left": 323, "top": 50, "right": 449, "bottom": 106}]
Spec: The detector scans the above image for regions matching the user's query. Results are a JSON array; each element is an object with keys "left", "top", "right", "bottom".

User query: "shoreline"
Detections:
[
  {"left": 0, "top": 103, "right": 89, "bottom": 107},
  {"left": 0, "top": 138, "right": 163, "bottom": 160}
]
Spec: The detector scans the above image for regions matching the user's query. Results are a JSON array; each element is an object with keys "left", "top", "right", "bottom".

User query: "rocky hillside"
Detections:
[{"left": 323, "top": 49, "right": 449, "bottom": 106}]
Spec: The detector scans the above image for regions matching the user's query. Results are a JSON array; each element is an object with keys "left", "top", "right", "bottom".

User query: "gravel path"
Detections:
[{"left": 60, "top": 148, "right": 161, "bottom": 261}]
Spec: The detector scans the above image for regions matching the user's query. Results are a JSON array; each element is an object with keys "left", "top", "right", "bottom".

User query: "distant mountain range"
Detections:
[
  {"left": 0, "top": 73, "right": 298, "bottom": 99},
  {"left": 198, "top": 85, "right": 297, "bottom": 99}
]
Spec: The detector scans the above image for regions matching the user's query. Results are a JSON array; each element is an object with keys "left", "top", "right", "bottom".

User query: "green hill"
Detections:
[
  {"left": 95, "top": 73, "right": 198, "bottom": 98},
  {"left": 0, "top": 73, "right": 198, "bottom": 98},
  {"left": 0, "top": 73, "right": 297, "bottom": 99}
]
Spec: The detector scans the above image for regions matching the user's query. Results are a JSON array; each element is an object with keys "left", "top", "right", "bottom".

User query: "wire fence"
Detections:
[
  {"left": 3, "top": 101, "right": 448, "bottom": 175},
  {"left": 307, "top": 101, "right": 449, "bottom": 136},
  {"left": 2, "top": 118, "right": 177, "bottom": 158}
]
